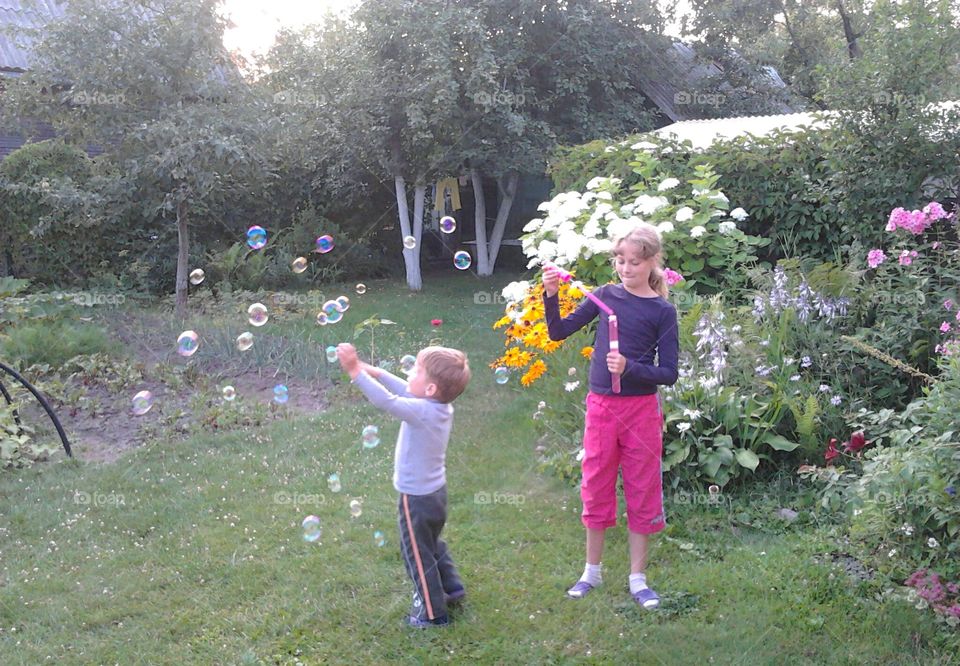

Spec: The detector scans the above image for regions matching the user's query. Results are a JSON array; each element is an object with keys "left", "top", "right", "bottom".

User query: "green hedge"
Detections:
[{"left": 548, "top": 118, "right": 959, "bottom": 264}]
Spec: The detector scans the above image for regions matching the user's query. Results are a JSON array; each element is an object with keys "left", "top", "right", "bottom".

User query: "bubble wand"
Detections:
[{"left": 547, "top": 264, "right": 621, "bottom": 394}]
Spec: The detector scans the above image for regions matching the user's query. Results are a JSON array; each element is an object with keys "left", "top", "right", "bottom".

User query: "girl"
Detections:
[{"left": 542, "top": 222, "right": 679, "bottom": 609}]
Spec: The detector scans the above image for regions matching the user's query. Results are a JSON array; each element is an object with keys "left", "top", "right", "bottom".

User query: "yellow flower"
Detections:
[
  {"left": 521, "top": 359, "right": 547, "bottom": 386},
  {"left": 493, "top": 314, "right": 512, "bottom": 329},
  {"left": 498, "top": 347, "right": 534, "bottom": 369},
  {"left": 581, "top": 346, "right": 594, "bottom": 360},
  {"left": 542, "top": 339, "right": 563, "bottom": 354}
]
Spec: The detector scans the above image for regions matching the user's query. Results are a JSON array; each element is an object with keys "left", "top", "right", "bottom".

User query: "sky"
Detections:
[
  {"left": 221, "top": 0, "right": 361, "bottom": 58},
  {"left": 221, "top": 0, "right": 690, "bottom": 59}
]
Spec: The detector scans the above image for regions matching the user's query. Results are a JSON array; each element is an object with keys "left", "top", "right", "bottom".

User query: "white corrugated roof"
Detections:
[
  {"left": 653, "top": 102, "right": 960, "bottom": 150},
  {"left": 652, "top": 112, "right": 834, "bottom": 149}
]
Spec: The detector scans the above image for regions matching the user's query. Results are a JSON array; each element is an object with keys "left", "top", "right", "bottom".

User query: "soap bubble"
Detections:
[
  {"left": 439, "top": 216, "right": 456, "bottom": 234},
  {"left": 349, "top": 499, "right": 363, "bottom": 518},
  {"left": 335, "top": 296, "right": 350, "bottom": 312},
  {"left": 222, "top": 385, "right": 236, "bottom": 401},
  {"left": 302, "top": 515, "right": 322, "bottom": 542},
  {"left": 315, "top": 235, "right": 335, "bottom": 254},
  {"left": 246, "top": 226, "right": 267, "bottom": 250},
  {"left": 316, "top": 312, "right": 329, "bottom": 326},
  {"left": 453, "top": 251, "right": 472, "bottom": 270},
  {"left": 355, "top": 283, "right": 367, "bottom": 295},
  {"left": 189, "top": 268, "right": 205, "bottom": 285},
  {"left": 273, "top": 384, "right": 289, "bottom": 404},
  {"left": 494, "top": 367, "right": 509, "bottom": 384},
  {"left": 326, "top": 345, "right": 338, "bottom": 363},
  {"left": 177, "top": 330, "right": 199, "bottom": 357},
  {"left": 322, "top": 300, "right": 343, "bottom": 324},
  {"left": 132, "top": 390, "right": 153, "bottom": 415},
  {"left": 373, "top": 530, "right": 386, "bottom": 547},
  {"left": 400, "top": 354, "right": 416, "bottom": 374},
  {"left": 361, "top": 425, "right": 380, "bottom": 449},
  {"left": 327, "top": 473, "right": 341, "bottom": 493},
  {"left": 291, "top": 257, "right": 308, "bottom": 273},
  {"left": 403, "top": 235, "right": 416, "bottom": 250},
  {"left": 247, "top": 303, "right": 268, "bottom": 327},
  {"left": 236, "top": 332, "right": 254, "bottom": 351}
]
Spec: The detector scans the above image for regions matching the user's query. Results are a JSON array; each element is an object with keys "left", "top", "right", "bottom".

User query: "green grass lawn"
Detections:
[{"left": 0, "top": 273, "right": 952, "bottom": 664}]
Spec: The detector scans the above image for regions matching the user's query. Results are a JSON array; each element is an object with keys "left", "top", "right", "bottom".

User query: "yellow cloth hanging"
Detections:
[{"left": 434, "top": 177, "right": 462, "bottom": 212}]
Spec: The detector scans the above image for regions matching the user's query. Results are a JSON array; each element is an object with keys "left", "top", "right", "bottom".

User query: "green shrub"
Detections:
[
  {"left": 548, "top": 116, "right": 960, "bottom": 266},
  {"left": 207, "top": 204, "right": 388, "bottom": 292},
  {"left": 1, "top": 320, "right": 115, "bottom": 369},
  {"left": 844, "top": 358, "right": 960, "bottom": 582}
]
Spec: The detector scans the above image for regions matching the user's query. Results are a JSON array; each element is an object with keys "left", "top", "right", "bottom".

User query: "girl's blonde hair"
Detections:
[{"left": 612, "top": 223, "right": 669, "bottom": 298}]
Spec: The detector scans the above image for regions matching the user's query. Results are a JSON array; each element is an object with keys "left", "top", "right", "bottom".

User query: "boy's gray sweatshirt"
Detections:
[{"left": 352, "top": 370, "right": 453, "bottom": 495}]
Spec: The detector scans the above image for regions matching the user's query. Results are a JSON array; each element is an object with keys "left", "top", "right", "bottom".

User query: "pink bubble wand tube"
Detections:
[{"left": 548, "top": 264, "right": 621, "bottom": 394}]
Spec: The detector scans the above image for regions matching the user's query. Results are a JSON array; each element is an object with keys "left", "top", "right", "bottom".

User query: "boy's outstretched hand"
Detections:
[{"left": 336, "top": 343, "right": 361, "bottom": 379}]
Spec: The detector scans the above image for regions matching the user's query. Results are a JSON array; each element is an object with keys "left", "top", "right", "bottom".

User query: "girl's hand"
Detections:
[
  {"left": 543, "top": 265, "right": 560, "bottom": 297},
  {"left": 606, "top": 350, "right": 626, "bottom": 375}
]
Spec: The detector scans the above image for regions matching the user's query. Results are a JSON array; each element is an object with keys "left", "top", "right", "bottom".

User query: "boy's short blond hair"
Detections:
[{"left": 418, "top": 346, "right": 470, "bottom": 403}]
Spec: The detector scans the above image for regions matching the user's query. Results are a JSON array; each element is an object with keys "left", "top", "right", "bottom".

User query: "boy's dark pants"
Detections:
[{"left": 397, "top": 485, "right": 463, "bottom": 622}]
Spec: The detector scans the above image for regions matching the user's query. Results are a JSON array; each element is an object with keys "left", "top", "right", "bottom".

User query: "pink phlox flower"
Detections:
[
  {"left": 923, "top": 201, "right": 949, "bottom": 221},
  {"left": 867, "top": 249, "right": 886, "bottom": 268},
  {"left": 898, "top": 250, "right": 919, "bottom": 266},
  {"left": 663, "top": 268, "right": 684, "bottom": 286}
]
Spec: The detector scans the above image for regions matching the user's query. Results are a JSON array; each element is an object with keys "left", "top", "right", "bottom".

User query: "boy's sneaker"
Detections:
[
  {"left": 632, "top": 587, "right": 660, "bottom": 610},
  {"left": 407, "top": 614, "right": 450, "bottom": 628},
  {"left": 444, "top": 587, "right": 466, "bottom": 607},
  {"left": 566, "top": 581, "right": 596, "bottom": 599}
]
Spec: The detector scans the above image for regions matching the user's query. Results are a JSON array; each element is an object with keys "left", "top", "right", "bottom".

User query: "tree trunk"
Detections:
[
  {"left": 835, "top": 0, "right": 862, "bottom": 60},
  {"left": 482, "top": 170, "right": 520, "bottom": 276},
  {"left": 175, "top": 200, "right": 189, "bottom": 319},
  {"left": 470, "top": 168, "right": 489, "bottom": 274},
  {"left": 395, "top": 175, "right": 422, "bottom": 291}
]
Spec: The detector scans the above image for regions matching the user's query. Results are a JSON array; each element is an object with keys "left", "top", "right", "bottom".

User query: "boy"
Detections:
[{"left": 336, "top": 343, "right": 471, "bottom": 628}]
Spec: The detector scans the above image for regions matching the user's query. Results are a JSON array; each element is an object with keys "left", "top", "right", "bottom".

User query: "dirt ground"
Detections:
[{"left": 15, "top": 367, "right": 332, "bottom": 464}]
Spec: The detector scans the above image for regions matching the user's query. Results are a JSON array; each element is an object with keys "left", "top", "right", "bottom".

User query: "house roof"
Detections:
[
  {"left": 636, "top": 41, "right": 801, "bottom": 124},
  {"left": 0, "top": 0, "right": 65, "bottom": 75},
  {"left": 652, "top": 111, "right": 833, "bottom": 149},
  {"left": 652, "top": 101, "right": 960, "bottom": 149}
]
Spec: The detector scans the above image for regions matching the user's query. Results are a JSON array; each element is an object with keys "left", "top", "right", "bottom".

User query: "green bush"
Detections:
[
  {"left": 548, "top": 117, "right": 960, "bottom": 265},
  {"left": 1, "top": 320, "right": 114, "bottom": 369},
  {"left": 207, "top": 204, "right": 388, "bottom": 292},
  {"left": 844, "top": 358, "right": 960, "bottom": 583}
]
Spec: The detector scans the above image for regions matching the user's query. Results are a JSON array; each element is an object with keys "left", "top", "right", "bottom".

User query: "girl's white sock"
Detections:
[
  {"left": 629, "top": 572, "right": 648, "bottom": 595},
  {"left": 580, "top": 562, "right": 602, "bottom": 586}
]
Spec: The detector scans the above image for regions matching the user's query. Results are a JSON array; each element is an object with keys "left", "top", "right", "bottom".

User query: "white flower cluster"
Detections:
[{"left": 520, "top": 158, "right": 751, "bottom": 276}]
